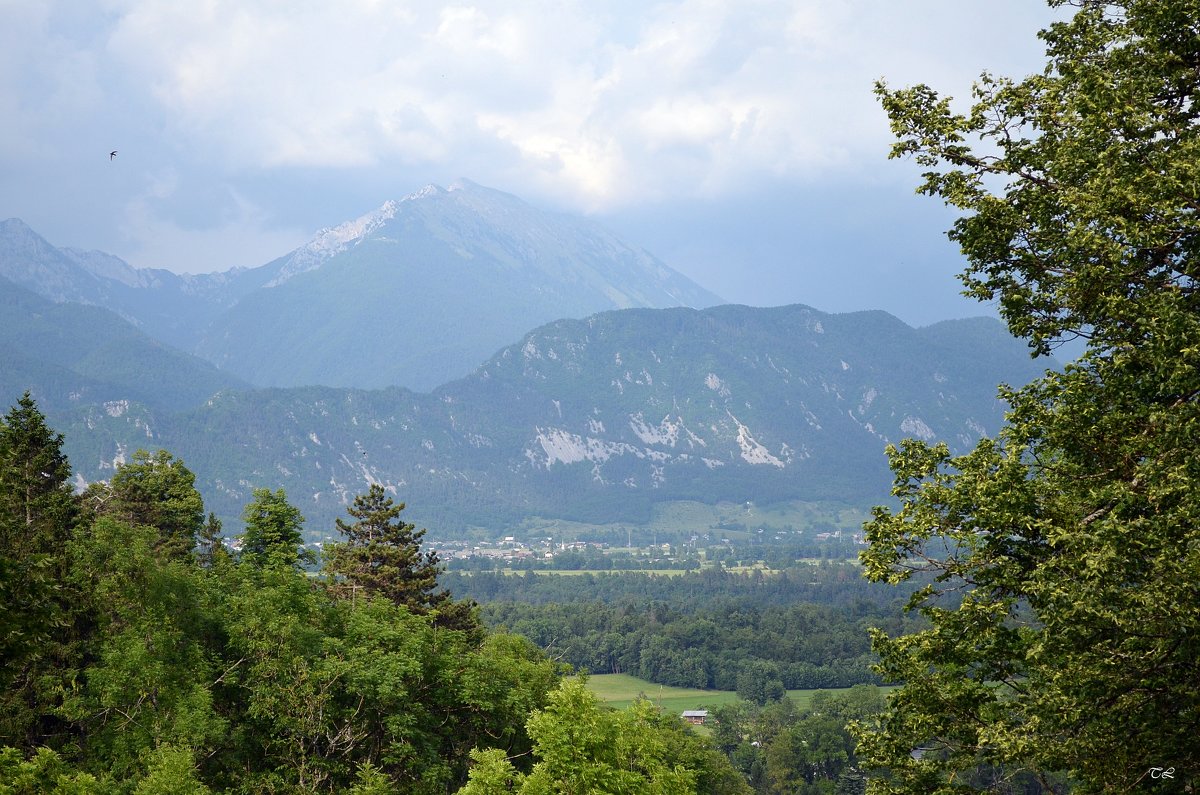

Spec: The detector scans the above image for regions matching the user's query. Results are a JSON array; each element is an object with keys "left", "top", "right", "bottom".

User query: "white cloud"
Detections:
[
  {"left": 119, "top": 178, "right": 305, "bottom": 272},
  {"left": 0, "top": 0, "right": 1061, "bottom": 279},
  {"left": 87, "top": 0, "right": 1057, "bottom": 209},
  {"left": 0, "top": 4, "right": 108, "bottom": 160}
]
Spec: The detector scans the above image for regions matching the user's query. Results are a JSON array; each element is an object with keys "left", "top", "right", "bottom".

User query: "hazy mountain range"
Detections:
[
  {"left": 1, "top": 180, "right": 721, "bottom": 391},
  {"left": 0, "top": 183, "right": 1050, "bottom": 536}
]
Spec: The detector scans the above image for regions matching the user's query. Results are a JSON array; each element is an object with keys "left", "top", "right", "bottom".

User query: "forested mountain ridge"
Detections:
[
  {"left": 0, "top": 276, "right": 248, "bottom": 416},
  {"left": 34, "top": 302, "right": 1049, "bottom": 535},
  {"left": 0, "top": 218, "right": 254, "bottom": 352},
  {"left": 1, "top": 180, "right": 723, "bottom": 390}
]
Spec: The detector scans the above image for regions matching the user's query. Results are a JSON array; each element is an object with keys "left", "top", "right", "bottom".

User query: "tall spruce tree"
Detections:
[
  {"left": 859, "top": 1, "right": 1200, "bottom": 791},
  {"left": 239, "top": 487, "right": 310, "bottom": 568},
  {"left": 0, "top": 392, "right": 75, "bottom": 556},
  {"left": 324, "top": 485, "right": 477, "bottom": 631},
  {"left": 0, "top": 392, "right": 78, "bottom": 747}
]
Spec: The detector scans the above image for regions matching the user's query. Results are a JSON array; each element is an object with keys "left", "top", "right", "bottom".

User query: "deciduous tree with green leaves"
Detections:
[
  {"left": 85, "top": 449, "right": 205, "bottom": 562},
  {"left": 456, "top": 678, "right": 750, "bottom": 795},
  {"left": 860, "top": 1, "right": 1200, "bottom": 791},
  {"left": 62, "top": 518, "right": 225, "bottom": 783}
]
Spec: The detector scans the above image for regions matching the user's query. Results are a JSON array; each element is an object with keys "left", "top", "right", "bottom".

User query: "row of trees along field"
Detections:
[
  {"left": 0, "top": 393, "right": 748, "bottom": 793},
  {"left": 443, "top": 570, "right": 926, "bottom": 693},
  {"left": 709, "top": 687, "right": 887, "bottom": 795}
]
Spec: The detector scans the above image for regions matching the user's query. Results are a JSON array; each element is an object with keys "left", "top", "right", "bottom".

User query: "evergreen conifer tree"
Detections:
[
  {"left": 0, "top": 392, "right": 75, "bottom": 556},
  {"left": 325, "top": 485, "right": 478, "bottom": 632},
  {"left": 0, "top": 392, "right": 79, "bottom": 747},
  {"left": 239, "top": 488, "right": 310, "bottom": 568}
]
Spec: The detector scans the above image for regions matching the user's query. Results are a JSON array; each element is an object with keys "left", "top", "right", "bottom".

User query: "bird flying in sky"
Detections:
[{"left": 109, "top": 150, "right": 117, "bottom": 160}]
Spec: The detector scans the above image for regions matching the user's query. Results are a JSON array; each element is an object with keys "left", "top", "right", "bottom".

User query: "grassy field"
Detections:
[{"left": 582, "top": 673, "right": 844, "bottom": 713}]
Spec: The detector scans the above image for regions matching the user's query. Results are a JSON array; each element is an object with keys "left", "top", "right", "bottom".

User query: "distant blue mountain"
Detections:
[
  {"left": 0, "top": 191, "right": 1049, "bottom": 536},
  {"left": 1, "top": 180, "right": 723, "bottom": 391},
  {"left": 0, "top": 275, "right": 247, "bottom": 415}
]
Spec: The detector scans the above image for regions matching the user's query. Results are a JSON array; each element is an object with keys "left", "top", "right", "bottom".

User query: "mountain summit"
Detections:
[
  {"left": 253, "top": 180, "right": 721, "bottom": 303},
  {"left": 196, "top": 181, "right": 722, "bottom": 390},
  {"left": 1, "top": 181, "right": 722, "bottom": 391}
]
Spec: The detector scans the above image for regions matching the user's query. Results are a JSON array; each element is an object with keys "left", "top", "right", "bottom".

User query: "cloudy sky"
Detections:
[{"left": 1, "top": 1, "right": 1062, "bottom": 326}]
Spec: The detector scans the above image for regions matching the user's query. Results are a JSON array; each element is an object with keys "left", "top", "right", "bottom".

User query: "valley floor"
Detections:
[{"left": 584, "top": 672, "right": 894, "bottom": 713}]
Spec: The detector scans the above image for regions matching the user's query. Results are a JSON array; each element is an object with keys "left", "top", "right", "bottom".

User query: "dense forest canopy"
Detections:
[
  {"left": 445, "top": 568, "right": 925, "bottom": 691},
  {"left": 0, "top": 393, "right": 757, "bottom": 793}
]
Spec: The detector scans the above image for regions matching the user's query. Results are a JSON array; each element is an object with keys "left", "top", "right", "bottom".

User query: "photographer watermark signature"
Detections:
[{"left": 1130, "top": 766, "right": 1186, "bottom": 789}]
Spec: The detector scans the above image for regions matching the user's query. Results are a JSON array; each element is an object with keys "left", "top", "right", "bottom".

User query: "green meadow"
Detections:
[
  {"left": 498, "top": 568, "right": 692, "bottom": 577},
  {"left": 582, "top": 673, "right": 843, "bottom": 713}
]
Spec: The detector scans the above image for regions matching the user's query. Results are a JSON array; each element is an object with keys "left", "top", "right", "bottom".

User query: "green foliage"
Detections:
[
  {"left": 209, "top": 568, "right": 559, "bottom": 792},
  {"left": 456, "top": 748, "right": 523, "bottom": 795},
  {"left": 132, "top": 746, "right": 210, "bottom": 795},
  {"left": 239, "top": 487, "right": 311, "bottom": 568},
  {"left": 84, "top": 449, "right": 205, "bottom": 561},
  {"left": 711, "top": 687, "right": 886, "bottom": 795},
  {"left": 735, "top": 660, "right": 786, "bottom": 706},
  {"left": 0, "top": 399, "right": 568, "bottom": 792},
  {"left": 62, "top": 518, "right": 226, "bottom": 780},
  {"left": 214, "top": 561, "right": 367, "bottom": 791},
  {"left": 0, "top": 392, "right": 79, "bottom": 748},
  {"left": 457, "top": 679, "right": 750, "bottom": 795},
  {"left": 455, "top": 634, "right": 565, "bottom": 763},
  {"left": 0, "top": 746, "right": 104, "bottom": 794},
  {"left": 864, "top": 1, "right": 1200, "bottom": 791},
  {"left": 324, "top": 484, "right": 478, "bottom": 632},
  {"left": 345, "top": 762, "right": 395, "bottom": 795}
]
